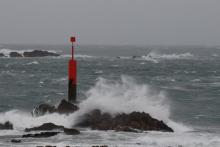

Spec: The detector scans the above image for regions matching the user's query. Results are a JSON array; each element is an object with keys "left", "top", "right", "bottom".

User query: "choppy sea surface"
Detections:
[{"left": 0, "top": 44, "right": 220, "bottom": 147}]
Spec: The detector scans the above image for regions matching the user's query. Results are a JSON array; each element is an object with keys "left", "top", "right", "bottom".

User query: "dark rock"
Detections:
[
  {"left": 25, "top": 123, "right": 64, "bottom": 132},
  {"left": 32, "top": 99, "right": 79, "bottom": 116},
  {"left": 0, "top": 53, "right": 5, "bottom": 57},
  {"left": 64, "top": 128, "right": 80, "bottom": 135},
  {"left": 23, "top": 50, "right": 59, "bottom": 57},
  {"left": 0, "top": 121, "right": 13, "bottom": 130},
  {"left": 9, "top": 52, "right": 22, "bottom": 57},
  {"left": 57, "top": 99, "right": 79, "bottom": 114},
  {"left": 76, "top": 109, "right": 173, "bottom": 132},
  {"left": 22, "top": 132, "right": 59, "bottom": 138},
  {"left": 32, "top": 104, "right": 56, "bottom": 116},
  {"left": 11, "top": 139, "right": 22, "bottom": 143}
]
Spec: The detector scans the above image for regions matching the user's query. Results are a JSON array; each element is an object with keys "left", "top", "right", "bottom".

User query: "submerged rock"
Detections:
[
  {"left": 22, "top": 132, "right": 59, "bottom": 138},
  {"left": 0, "top": 53, "right": 5, "bottom": 57},
  {"left": 9, "top": 52, "right": 22, "bottom": 57},
  {"left": 0, "top": 121, "right": 13, "bottom": 130},
  {"left": 32, "top": 99, "right": 78, "bottom": 116},
  {"left": 25, "top": 123, "right": 64, "bottom": 132},
  {"left": 23, "top": 50, "right": 59, "bottom": 57},
  {"left": 64, "top": 128, "right": 80, "bottom": 135},
  {"left": 76, "top": 109, "right": 174, "bottom": 132},
  {"left": 25, "top": 123, "right": 80, "bottom": 136},
  {"left": 11, "top": 139, "right": 22, "bottom": 143}
]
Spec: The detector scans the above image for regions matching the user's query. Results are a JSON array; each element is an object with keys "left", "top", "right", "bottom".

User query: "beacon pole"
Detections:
[{"left": 68, "top": 36, "right": 77, "bottom": 103}]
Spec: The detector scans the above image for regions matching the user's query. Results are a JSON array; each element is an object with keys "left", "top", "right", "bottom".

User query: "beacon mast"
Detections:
[{"left": 68, "top": 36, "right": 77, "bottom": 103}]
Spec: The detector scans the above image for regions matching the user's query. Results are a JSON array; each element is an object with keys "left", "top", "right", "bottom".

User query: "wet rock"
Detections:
[
  {"left": 22, "top": 132, "right": 59, "bottom": 138},
  {"left": 57, "top": 99, "right": 79, "bottom": 114},
  {"left": 32, "top": 104, "right": 56, "bottom": 116},
  {"left": 32, "top": 99, "right": 78, "bottom": 116},
  {"left": 0, "top": 53, "right": 5, "bottom": 57},
  {"left": 23, "top": 50, "right": 59, "bottom": 57},
  {"left": 76, "top": 109, "right": 174, "bottom": 132},
  {"left": 0, "top": 121, "right": 13, "bottom": 130},
  {"left": 9, "top": 52, "right": 22, "bottom": 57},
  {"left": 25, "top": 123, "right": 64, "bottom": 132},
  {"left": 11, "top": 139, "right": 22, "bottom": 143},
  {"left": 64, "top": 128, "right": 80, "bottom": 135}
]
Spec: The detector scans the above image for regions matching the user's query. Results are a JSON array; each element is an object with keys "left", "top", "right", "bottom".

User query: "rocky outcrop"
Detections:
[
  {"left": 64, "top": 128, "right": 80, "bottom": 135},
  {"left": 0, "top": 53, "right": 5, "bottom": 57},
  {"left": 24, "top": 123, "right": 80, "bottom": 136},
  {"left": 9, "top": 52, "right": 22, "bottom": 57},
  {"left": 32, "top": 104, "right": 56, "bottom": 116},
  {"left": 0, "top": 121, "right": 13, "bottom": 130},
  {"left": 22, "top": 132, "right": 59, "bottom": 138},
  {"left": 23, "top": 50, "right": 59, "bottom": 57},
  {"left": 32, "top": 99, "right": 78, "bottom": 116},
  {"left": 25, "top": 123, "right": 64, "bottom": 132},
  {"left": 11, "top": 139, "right": 22, "bottom": 143},
  {"left": 76, "top": 109, "right": 174, "bottom": 132},
  {"left": 57, "top": 99, "right": 79, "bottom": 114}
]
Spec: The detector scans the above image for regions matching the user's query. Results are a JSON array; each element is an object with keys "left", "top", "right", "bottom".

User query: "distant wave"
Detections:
[
  {"left": 117, "top": 52, "right": 194, "bottom": 63},
  {"left": 147, "top": 52, "right": 194, "bottom": 60}
]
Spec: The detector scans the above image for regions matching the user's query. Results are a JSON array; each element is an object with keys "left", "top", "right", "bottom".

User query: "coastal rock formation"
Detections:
[
  {"left": 32, "top": 99, "right": 78, "bottom": 116},
  {"left": 22, "top": 132, "right": 59, "bottom": 138},
  {"left": 64, "top": 128, "right": 80, "bottom": 135},
  {"left": 32, "top": 100, "right": 173, "bottom": 133},
  {"left": 0, "top": 121, "right": 13, "bottom": 130},
  {"left": 32, "top": 104, "right": 56, "bottom": 116},
  {"left": 76, "top": 109, "right": 174, "bottom": 132},
  {"left": 57, "top": 99, "right": 79, "bottom": 114},
  {"left": 11, "top": 139, "right": 22, "bottom": 143},
  {"left": 25, "top": 123, "right": 64, "bottom": 132},
  {"left": 9, "top": 52, "right": 23, "bottom": 57},
  {"left": 24, "top": 123, "right": 80, "bottom": 136},
  {"left": 0, "top": 53, "right": 5, "bottom": 57},
  {"left": 23, "top": 50, "right": 59, "bottom": 57}
]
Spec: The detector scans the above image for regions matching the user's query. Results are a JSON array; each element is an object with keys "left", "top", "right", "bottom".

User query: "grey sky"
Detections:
[{"left": 0, "top": 0, "right": 219, "bottom": 45}]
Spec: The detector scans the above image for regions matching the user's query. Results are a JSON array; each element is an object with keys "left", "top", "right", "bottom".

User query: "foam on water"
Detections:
[
  {"left": 74, "top": 75, "right": 189, "bottom": 132},
  {"left": 136, "top": 132, "right": 220, "bottom": 147},
  {"left": 147, "top": 51, "right": 194, "bottom": 60},
  {"left": 0, "top": 110, "right": 73, "bottom": 130}
]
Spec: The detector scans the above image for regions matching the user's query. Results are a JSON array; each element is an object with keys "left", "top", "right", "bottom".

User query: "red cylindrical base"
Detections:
[{"left": 68, "top": 59, "right": 77, "bottom": 102}]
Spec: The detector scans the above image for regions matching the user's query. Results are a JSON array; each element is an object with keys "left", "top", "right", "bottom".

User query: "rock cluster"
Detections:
[
  {"left": 76, "top": 109, "right": 173, "bottom": 132},
  {"left": 23, "top": 50, "right": 59, "bottom": 57},
  {"left": 0, "top": 121, "right": 13, "bottom": 130},
  {"left": 0, "top": 50, "right": 60, "bottom": 58},
  {"left": 32, "top": 99, "right": 79, "bottom": 116}
]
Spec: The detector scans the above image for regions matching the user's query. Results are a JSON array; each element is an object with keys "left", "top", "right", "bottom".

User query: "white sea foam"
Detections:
[
  {"left": 0, "top": 76, "right": 189, "bottom": 134},
  {"left": 26, "top": 61, "right": 39, "bottom": 65},
  {"left": 136, "top": 132, "right": 220, "bottom": 147},
  {"left": 146, "top": 52, "right": 194, "bottom": 60},
  {"left": 0, "top": 110, "right": 73, "bottom": 130},
  {"left": 74, "top": 75, "right": 189, "bottom": 132}
]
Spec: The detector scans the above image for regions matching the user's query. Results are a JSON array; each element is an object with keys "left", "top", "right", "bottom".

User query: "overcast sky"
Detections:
[{"left": 0, "top": 0, "right": 219, "bottom": 45}]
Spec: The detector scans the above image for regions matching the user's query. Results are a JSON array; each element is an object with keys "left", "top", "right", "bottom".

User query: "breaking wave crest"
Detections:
[
  {"left": 0, "top": 76, "right": 189, "bottom": 132},
  {"left": 76, "top": 75, "right": 189, "bottom": 132},
  {"left": 147, "top": 52, "right": 194, "bottom": 60}
]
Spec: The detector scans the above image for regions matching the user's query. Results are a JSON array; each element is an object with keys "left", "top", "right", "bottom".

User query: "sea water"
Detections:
[{"left": 0, "top": 44, "right": 220, "bottom": 147}]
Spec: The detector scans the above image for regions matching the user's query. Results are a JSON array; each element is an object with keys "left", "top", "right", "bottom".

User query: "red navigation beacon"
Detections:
[{"left": 68, "top": 36, "right": 77, "bottom": 103}]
